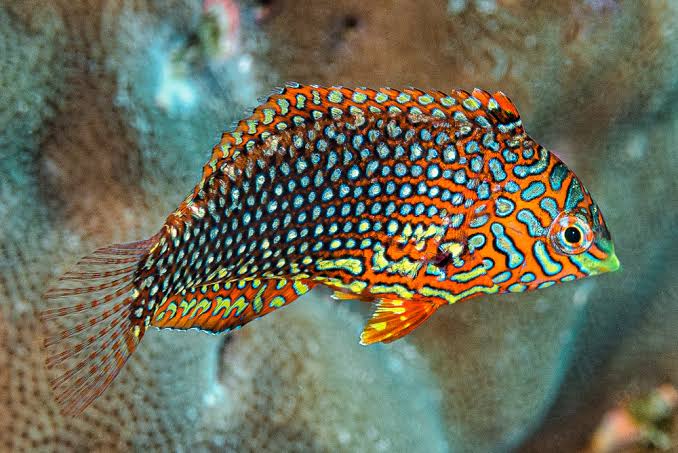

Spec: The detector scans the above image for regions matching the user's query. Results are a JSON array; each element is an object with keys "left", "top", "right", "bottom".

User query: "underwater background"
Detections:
[{"left": 0, "top": 0, "right": 676, "bottom": 451}]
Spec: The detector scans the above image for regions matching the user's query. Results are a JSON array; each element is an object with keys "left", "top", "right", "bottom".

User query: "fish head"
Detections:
[
  {"left": 546, "top": 196, "right": 619, "bottom": 277},
  {"left": 493, "top": 150, "right": 619, "bottom": 291}
]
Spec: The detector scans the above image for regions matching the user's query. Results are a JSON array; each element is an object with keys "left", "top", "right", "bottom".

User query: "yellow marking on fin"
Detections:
[
  {"left": 179, "top": 299, "right": 197, "bottom": 317},
  {"left": 360, "top": 299, "right": 440, "bottom": 345},
  {"left": 190, "top": 298, "right": 212, "bottom": 319},
  {"left": 330, "top": 279, "right": 370, "bottom": 301},
  {"left": 213, "top": 296, "right": 247, "bottom": 319},
  {"left": 332, "top": 290, "right": 357, "bottom": 301},
  {"left": 371, "top": 322, "right": 387, "bottom": 331},
  {"left": 292, "top": 280, "right": 310, "bottom": 294}
]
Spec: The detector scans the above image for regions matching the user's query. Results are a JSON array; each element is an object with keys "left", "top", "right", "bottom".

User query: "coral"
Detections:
[
  {"left": 1, "top": 0, "right": 677, "bottom": 451},
  {"left": 0, "top": 1, "right": 445, "bottom": 451},
  {"left": 0, "top": 2, "right": 67, "bottom": 158},
  {"left": 194, "top": 291, "right": 447, "bottom": 452}
]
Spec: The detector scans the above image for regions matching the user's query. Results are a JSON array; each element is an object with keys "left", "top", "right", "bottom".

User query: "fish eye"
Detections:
[
  {"left": 549, "top": 212, "right": 593, "bottom": 255},
  {"left": 564, "top": 226, "right": 581, "bottom": 244}
]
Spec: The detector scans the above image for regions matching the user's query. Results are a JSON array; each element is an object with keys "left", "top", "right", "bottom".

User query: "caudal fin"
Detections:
[{"left": 40, "top": 237, "right": 157, "bottom": 416}]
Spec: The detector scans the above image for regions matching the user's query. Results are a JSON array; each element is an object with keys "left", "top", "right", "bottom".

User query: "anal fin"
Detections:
[
  {"left": 360, "top": 299, "right": 441, "bottom": 345},
  {"left": 152, "top": 278, "right": 315, "bottom": 333}
]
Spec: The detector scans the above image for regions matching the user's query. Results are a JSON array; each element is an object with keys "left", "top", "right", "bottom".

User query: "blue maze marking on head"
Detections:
[
  {"left": 569, "top": 251, "right": 603, "bottom": 276},
  {"left": 540, "top": 197, "right": 559, "bottom": 220},
  {"left": 491, "top": 222, "right": 525, "bottom": 269},
  {"left": 513, "top": 147, "right": 550, "bottom": 178},
  {"left": 533, "top": 240, "right": 563, "bottom": 276},
  {"left": 565, "top": 177, "right": 584, "bottom": 211},
  {"left": 516, "top": 209, "right": 547, "bottom": 237},
  {"left": 520, "top": 272, "right": 536, "bottom": 283},
  {"left": 521, "top": 181, "right": 546, "bottom": 201},
  {"left": 549, "top": 162, "right": 568, "bottom": 191}
]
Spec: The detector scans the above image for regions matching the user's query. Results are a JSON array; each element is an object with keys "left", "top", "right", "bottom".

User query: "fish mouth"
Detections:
[
  {"left": 598, "top": 250, "right": 620, "bottom": 273},
  {"left": 589, "top": 239, "right": 621, "bottom": 275},
  {"left": 570, "top": 238, "right": 620, "bottom": 276}
]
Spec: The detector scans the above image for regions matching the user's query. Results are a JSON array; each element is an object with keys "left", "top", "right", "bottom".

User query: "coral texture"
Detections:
[{"left": 1, "top": 0, "right": 677, "bottom": 451}]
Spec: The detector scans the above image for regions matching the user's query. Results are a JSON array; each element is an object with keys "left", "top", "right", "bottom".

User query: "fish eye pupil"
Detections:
[{"left": 564, "top": 226, "right": 581, "bottom": 244}]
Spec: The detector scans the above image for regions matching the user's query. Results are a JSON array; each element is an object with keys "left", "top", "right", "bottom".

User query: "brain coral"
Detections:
[
  {"left": 0, "top": 0, "right": 446, "bottom": 451},
  {"left": 1, "top": 0, "right": 677, "bottom": 452}
]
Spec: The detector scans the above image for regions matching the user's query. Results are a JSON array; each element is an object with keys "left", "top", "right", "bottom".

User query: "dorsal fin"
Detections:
[
  {"left": 194, "top": 84, "right": 525, "bottom": 198},
  {"left": 468, "top": 88, "right": 521, "bottom": 125}
]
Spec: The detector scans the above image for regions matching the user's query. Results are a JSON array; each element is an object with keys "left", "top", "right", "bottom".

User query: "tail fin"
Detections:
[{"left": 40, "top": 236, "right": 157, "bottom": 416}]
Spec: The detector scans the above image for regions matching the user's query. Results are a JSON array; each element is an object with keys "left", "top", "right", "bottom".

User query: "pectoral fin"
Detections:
[{"left": 360, "top": 299, "right": 440, "bottom": 345}]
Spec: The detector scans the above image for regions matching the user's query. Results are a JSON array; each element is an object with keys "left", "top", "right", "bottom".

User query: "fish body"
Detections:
[{"left": 41, "top": 84, "right": 619, "bottom": 415}]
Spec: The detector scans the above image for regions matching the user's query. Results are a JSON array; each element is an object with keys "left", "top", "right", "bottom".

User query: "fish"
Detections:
[{"left": 41, "top": 83, "right": 620, "bottom": 415}]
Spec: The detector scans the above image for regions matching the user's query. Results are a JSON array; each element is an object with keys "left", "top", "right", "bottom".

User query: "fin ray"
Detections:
[
  {"left": 360, "top": 299, "right": 441, "bottom": 345},
  {"left": 40, "top": 237, "right": 155, "bottom": 416}
]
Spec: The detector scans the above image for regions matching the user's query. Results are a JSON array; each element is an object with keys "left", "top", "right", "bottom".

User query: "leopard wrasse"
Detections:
[{"left": 41, "top": 83, "right": 620, "bottom": 415}]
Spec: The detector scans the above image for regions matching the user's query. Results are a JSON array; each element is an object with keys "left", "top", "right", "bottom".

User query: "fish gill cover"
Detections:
[{"left": 0, "top": 0, "right": 677, "bottom": 452}]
